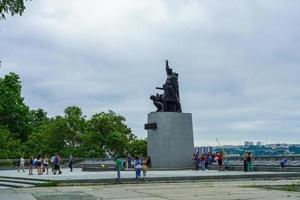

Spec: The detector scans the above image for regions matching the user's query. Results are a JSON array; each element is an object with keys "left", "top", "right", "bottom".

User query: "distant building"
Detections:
[
  {"left": 194, "top": 146, "right": 213, "bottom": 155},
  {"left": 257, "top": 141, "right": 262, "bottom": 146},
  {"left": 244, "top": 141, "right": 254, "bottom": 146}
]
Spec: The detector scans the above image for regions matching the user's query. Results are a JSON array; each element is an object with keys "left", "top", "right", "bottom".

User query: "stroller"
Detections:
[{"left": 224, "top": 160, "right": 230, "bottom": 171}]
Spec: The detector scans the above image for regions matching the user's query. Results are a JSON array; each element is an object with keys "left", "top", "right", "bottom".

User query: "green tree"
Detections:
[
  {"left": 29, "top": 108, "right": 48, "bottom": 132},
  {"left": 128, "top": 139, "right": 147, "bottom": 157},
  {"left": 0, "top": 125, "right": 21, "bottom": 158},
  {"left": 0, "top": 0, "right": 29, "bottom": 20},
  {"left": 63, "top": 106, "right": 86, "bottom": 149},
  {"left": 84, "top": 111, "right": 134, "bottom": 158},
  {"left": 0, "top": 72, "right": 31, "bottom": 142},
  {"left": 23, "top": 116, "right": 67, "bottom": 157}
]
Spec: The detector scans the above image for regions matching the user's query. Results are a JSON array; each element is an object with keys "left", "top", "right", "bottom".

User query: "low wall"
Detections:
[{"left": 210, "top": 164, "right": 300, "bottom": 172}]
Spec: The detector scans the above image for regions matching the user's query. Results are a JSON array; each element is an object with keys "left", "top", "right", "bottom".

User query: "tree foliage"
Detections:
[
  {"left": 0, "top": 0, "right": 28, "bottom": 20},
  {"left": 0, "top": 72, "right": 31, "bottom": 142},
  {"left": 128, "top": 139, "right": 147, "bottom": 157},
  {"left": 0, "top": 72, "right": 147, "bottom": 159}
]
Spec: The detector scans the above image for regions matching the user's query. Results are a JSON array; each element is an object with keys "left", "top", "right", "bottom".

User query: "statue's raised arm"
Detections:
[
  {"left": 165, "top": 60, "right": 173, "bottom": 76},
  {"left": 150, "top": 60, "right": 182, "bottom": 112}
]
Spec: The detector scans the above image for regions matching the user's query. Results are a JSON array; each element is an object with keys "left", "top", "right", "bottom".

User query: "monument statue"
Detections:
[
  {"left": 150, "top": 60, "right": 182, "bottom": 112},
  {"left": 146, "top": 60, "right": 194, "bottom": 168}
]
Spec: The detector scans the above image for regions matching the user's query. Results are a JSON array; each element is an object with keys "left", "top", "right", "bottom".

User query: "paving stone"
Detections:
[{"left": 0, "top": 193, "right": 36, "bottom": 200}]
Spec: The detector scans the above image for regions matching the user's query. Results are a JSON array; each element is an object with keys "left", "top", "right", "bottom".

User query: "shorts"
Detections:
[
  {"left": 36, "top": 162, "right": 41, "bottom": 167},
  {"left": 218, "top": 160, "right": 223, "bottom": 165}
]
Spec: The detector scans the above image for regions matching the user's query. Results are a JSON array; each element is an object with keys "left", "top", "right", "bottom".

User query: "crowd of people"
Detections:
[
  {"left": 17, "top": 154, "right": 74, "bottom": 175},
  {"left": 192, "top": 151, "right": 255, "bottom": 172},
  {"left": 192, "top": 152, "right": 228, "bottom": 171},
  {"left": 115, "top": 155, "right": 151, "bottom": 182},
  {"left": 16, "top": 152, "right": 292, "bottom": 182}
]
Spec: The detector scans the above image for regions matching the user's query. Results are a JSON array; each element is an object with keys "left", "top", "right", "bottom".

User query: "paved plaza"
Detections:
[
  {"left": 0, "top": 168, "right": 298, "bottom": 182},
  {"left": 1, "top": 179, "right": 300, "bottom": 200},
  {"left": 1, "top": 168, "right": 300, "bottom": 199}
]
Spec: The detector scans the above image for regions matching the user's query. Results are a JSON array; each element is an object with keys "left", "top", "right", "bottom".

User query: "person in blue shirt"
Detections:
[{"left": 134, "top": 156, "right": 142, "bottom": 181}]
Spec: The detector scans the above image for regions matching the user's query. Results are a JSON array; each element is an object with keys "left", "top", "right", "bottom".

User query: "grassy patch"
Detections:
[
  {"left": 36, "top": 181, "right": 58, "bottom": 187},
  {"left": 243, "top": 184, "right": 300, "bottom": 192}
]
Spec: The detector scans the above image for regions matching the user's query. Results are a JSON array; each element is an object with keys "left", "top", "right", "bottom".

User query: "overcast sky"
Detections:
[{"left": 1, "top": 0, "right": 300, "bottom": 146}]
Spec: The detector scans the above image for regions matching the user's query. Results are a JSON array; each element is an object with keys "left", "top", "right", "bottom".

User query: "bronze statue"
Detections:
[{"left": 150, "top": 60, "right": 182, "bottom": 112}]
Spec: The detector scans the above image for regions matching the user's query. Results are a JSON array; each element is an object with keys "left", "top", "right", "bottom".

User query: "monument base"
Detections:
[{"left": 146, "top": 112, "right": 194, "bottom": 168}]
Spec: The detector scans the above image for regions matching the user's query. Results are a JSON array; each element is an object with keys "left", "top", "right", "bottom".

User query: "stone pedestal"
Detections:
[{"left": 146, "top": 112, "right": 194, "bottom": 168}]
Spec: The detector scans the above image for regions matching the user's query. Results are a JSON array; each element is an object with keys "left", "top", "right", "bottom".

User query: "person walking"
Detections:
[
  {"left": 18, "top": 156, "right": 25, "bottom": 173},
  {"left": 134, "top": 156, "right": 142, "bottom": 182},
  {"left": 68, "top": 155, "right": 74, "bottom": 172},
  {"left": 115, "top": 157, "right": 123, "bottom": 183}
]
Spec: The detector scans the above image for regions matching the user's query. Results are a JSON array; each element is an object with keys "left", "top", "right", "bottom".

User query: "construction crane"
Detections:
[
  {"left": 216, "top": 138, "right": 225, "bottom": 155},
  {"left": 216, "top": 138, "right": 222, "bottom": 146}
]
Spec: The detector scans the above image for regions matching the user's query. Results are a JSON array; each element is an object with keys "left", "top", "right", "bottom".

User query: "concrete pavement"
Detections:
[{"left": 1, "top": 179, "right": 300, "bottom": 200}]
